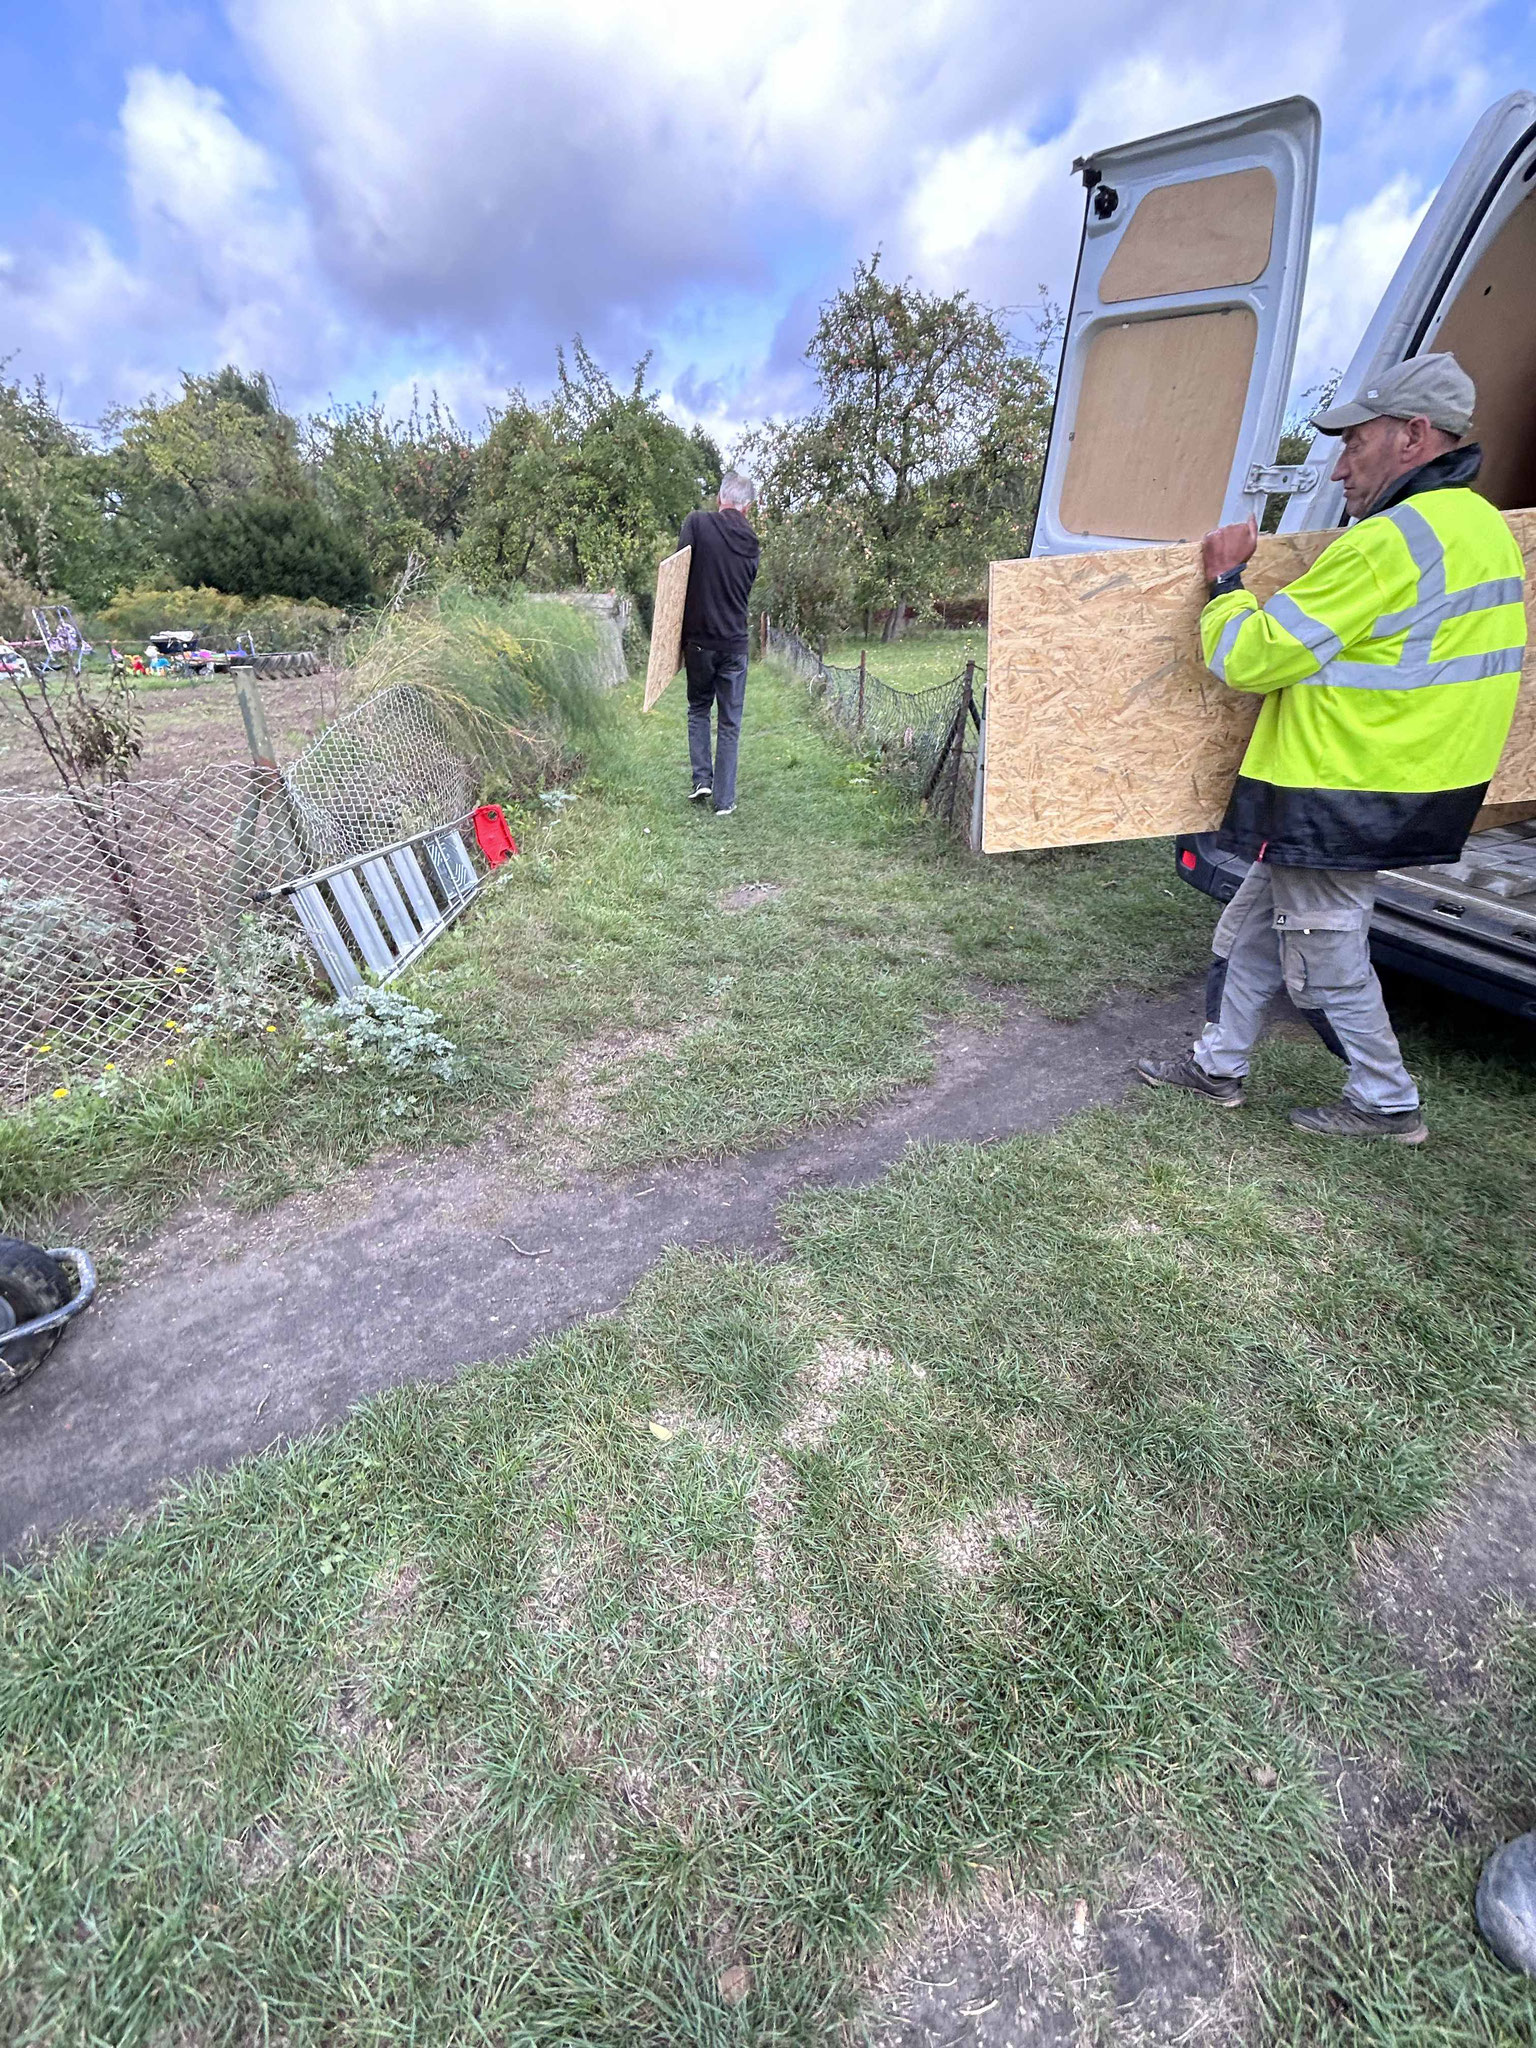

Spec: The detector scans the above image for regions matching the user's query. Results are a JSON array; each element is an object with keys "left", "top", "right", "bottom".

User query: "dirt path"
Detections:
[{"left": 2, "top": 983, "right": 1207, "bottom": 1554}]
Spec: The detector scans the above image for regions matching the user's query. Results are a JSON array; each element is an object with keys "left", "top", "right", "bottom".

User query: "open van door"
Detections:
[
  {"left": 1282, "top": 91, "right": 1536, "bottom": 530},
  {"left": 1031, "top": 97, "right": 1320, "bottom": 558}
]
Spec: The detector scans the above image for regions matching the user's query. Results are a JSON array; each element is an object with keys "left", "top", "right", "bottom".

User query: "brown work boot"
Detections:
[
  {"left": 1134, "top": 1053, "right": 1245, "bottom": 1107},
  {"left": 1288, "top": 1101, "right": 1427, "bottom": 1144}
]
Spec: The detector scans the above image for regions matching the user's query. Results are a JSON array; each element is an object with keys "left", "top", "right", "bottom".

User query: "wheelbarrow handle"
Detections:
[{"left": 0, "top": 1248, "right": 97, "bottom": 1355}]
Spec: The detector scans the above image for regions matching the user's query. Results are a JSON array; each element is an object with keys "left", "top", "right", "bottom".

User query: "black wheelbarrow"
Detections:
[{"left": 0, "top": 1238, "right": 96, "bottom": 1395}]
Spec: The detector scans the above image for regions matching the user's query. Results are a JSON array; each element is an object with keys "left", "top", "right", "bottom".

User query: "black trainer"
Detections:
[
  {"left": 690, "top": 785, "right": 713, "bottom": 803},
  {"left": 1476, "top": 1830, "right": 1536, "bottom": 1976},
  {"left": 1288, "top": 1101, "right": 1427, "bottom": 1144},
  {"left": 1134, "top": 1053, "right": 1244, "bottom": 1107}
]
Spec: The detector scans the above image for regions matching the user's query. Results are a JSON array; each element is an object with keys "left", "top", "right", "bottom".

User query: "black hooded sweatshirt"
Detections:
[{"left": 678, "top": 509, "right": 759, "bottom": 652}]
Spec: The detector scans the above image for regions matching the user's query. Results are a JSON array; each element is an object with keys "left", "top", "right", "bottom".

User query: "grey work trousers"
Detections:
[{"left": 1193, "top": 863, "right": 1419, "bottom": 1113}]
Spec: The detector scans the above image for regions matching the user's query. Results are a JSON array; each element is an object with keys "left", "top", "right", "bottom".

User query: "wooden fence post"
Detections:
[{"left": 231, "top": 665, "right": 305, "bottom": 883}]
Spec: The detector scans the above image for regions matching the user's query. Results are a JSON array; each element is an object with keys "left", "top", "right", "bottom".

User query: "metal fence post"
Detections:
[
  {"left": 969, "top": 695, "right": 987, "bottom": 854},
  {"left": 857, "top": 648, "right": 866, "bottom": 732}
]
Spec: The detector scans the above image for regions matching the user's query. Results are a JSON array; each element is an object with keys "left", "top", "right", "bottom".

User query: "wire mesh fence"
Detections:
[
  {"left": 1, "top": 682, "right": 475, "bottom": 1108},
  {"left": 283, "top": 684, "right": 475, "bottom": 868},
  {"left": 765, "top": 623, "right": 982, "bottom": 835}
]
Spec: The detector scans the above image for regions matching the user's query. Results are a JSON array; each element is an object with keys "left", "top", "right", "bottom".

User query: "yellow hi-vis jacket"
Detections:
[{"left": 1199, "top": 449, "right": 1526, "bottom": 870}]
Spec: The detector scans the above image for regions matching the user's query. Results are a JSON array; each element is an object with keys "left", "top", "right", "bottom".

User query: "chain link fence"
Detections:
[
  {"left": 1, "top": 682, "right": 474, "bottom": 1108},
  {"left": 765, "top": 624, "right": 982, "bottom": 834}
]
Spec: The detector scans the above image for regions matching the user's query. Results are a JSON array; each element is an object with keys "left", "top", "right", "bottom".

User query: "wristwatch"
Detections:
[{"left": 1207, "top": 566, "right": 1246, "bottom": 600}]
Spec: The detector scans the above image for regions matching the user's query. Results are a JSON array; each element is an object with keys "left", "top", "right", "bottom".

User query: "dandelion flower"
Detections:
[
  {"left": 164, "top": 1019, "right": 182, "bottom": 1032},
  {"left": 103, "top": 1063, "right": 117, "bottom": 1073},
  {"left": 165, "top": 1056, "right": 176, "bottom": 1067},
  {"left": 265, "top": 1024, "right": 278, "bottom": 1033},
  {"left": 37, "top": 1043, "right": 53, "bottom": 1053},
  {"left": 51, "top": 1086, "right": 69, "bottom": 1100},
  {"left": 172, "top": 963, "right": 187, "bottom": 975}
]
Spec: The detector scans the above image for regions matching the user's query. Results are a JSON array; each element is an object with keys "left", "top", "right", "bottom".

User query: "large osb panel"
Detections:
[
  {"left": 983, "top": 511, "right": 1536, "bottom": 853},
  {"left": 644, "top": 546, "right": 691, "bottom": 712},
  {"left": 1058, "top": 308, "right": 1257, "bottom": 543},
  {"left": 1100, "top": 167, "right": 1276, "bottom": 302}
]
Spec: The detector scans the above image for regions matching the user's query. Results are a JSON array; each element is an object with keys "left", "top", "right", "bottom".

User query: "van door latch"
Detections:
[{"left": 1245, "top": 463, "right": 1318, "bottom": 496}]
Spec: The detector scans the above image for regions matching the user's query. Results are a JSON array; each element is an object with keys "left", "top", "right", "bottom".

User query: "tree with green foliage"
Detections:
[
  {"left": 108, "top": 367, "right": 305, "bottom": 511},
  {"left": 461, "top": 342, "right": 719, "bottom": 598},
  {"left": 0, "top": 370, "right": 151, "bottom": 617},
  {"left": 740, "top": 255, "right": 1056, "bottom": 637},
  {"left": 91, "top": 367, "right": 311, "bottom": 598},
  {"left": 305, "top": 393, "right": 478, "bottom": 588},
  {"left": 166, "top": 494, "right": 373, "bottom": 608}
]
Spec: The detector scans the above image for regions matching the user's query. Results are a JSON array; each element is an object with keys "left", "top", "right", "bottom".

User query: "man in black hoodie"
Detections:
[{"left": 678, "top": 472, "right": 760, "bottom": 815}]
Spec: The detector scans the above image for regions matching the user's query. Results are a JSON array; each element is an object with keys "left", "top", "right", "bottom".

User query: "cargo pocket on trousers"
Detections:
[{"left": 1281, "top": 928, "right": 1373, "bottom": 1004}]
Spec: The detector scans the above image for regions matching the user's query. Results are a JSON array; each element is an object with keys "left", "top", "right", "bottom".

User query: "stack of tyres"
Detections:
[{"left": 229, "top": 651, "right": 323, "bottom": 677}]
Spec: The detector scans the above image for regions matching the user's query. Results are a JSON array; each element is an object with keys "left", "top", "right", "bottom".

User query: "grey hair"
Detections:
[{"left": 718, "top": 470, "right": 756, "bottom": 509}]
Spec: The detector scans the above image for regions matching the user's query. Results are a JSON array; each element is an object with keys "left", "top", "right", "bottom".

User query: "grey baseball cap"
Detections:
[{"left": 1311, "top": 352, "right": 1475, "bottom": 437}]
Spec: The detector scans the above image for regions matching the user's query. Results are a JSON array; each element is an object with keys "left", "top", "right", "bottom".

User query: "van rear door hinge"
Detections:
[{"left": 1245, "top": 463, "right": 1318, "bottom": 496}]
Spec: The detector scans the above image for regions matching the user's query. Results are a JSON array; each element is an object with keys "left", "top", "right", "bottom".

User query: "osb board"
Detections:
[
  {"left": 644, "top": 545, "right": 690, "bottom": 711},
  {"left": 1058, "top": 308, "right": 1257, "bottom": 542},
  {"left": 1100, "top": 167, "right": 1276, "bottom": 303},
  {"left": 982, "top": 510, "right": 1536, "bottom": 854}
]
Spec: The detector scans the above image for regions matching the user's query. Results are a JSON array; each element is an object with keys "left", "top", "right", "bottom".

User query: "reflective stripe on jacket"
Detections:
[{"left": 1200, "top": 477, "right": 1526, "bottom": 869}]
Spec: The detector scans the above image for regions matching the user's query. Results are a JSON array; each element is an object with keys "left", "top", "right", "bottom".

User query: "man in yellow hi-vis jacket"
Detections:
[{"left": 1137, "top": 353, "right": 1527, "bottom": 1143}]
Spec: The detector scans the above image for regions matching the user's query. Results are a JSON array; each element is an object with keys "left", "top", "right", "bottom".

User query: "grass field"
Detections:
[
  {"left": 4, "top": 1018, "right": 1534, "bottom": 2041},
  {"left": 4, "top": 644, "right": 1535, "bottom": 2040},
  {"left": 0, "top": 660, "right": 1214, "bottom": 1248},
  {"left": 823, "top": 631, "right": 987, "bottom": 694}
]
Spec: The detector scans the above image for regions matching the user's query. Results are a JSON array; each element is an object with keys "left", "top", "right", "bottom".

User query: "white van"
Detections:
[{"left": 1028, "top": 90, "right": 1536, "bottom": 1017}]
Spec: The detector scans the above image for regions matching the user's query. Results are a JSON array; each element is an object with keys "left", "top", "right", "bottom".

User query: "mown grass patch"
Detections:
[
  {"left": 4, "top": 1024, "right": 1534, "bottom": 2042},
  {"left": 1, "top": 661, "right": 1212, "bottom": 1244},
  {"left": 823, "top": 631, "right": 987, "bottom": 694}
]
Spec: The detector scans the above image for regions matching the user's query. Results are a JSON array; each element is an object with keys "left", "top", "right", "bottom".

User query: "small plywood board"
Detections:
[
  {"left": 982, "top": 511, "right": 1536, "bottom": 853},
  {"left": 644, "top": 546, "right": 691, "bottom": 712}
]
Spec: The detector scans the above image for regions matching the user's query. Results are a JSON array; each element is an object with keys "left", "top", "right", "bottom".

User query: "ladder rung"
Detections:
[
  {"left": 329, "top": 870, "right": 395, "bottom": 975},
  {"left": 361, "top": 856, "right": 420, "bottom": 953},
  {"left": 390, "top": 845, "right": 444, "bottom": 931},
  {"left": 426, "top": 830, "right": 476, "bottom": 901},
  {"left": 291, "top": 886, "right": 362, "bottom": 992}
]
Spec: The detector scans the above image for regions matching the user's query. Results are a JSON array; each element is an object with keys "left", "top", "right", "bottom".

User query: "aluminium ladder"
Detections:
[{"left": 273, "top": 815, "right": 483, "bottom": 994}]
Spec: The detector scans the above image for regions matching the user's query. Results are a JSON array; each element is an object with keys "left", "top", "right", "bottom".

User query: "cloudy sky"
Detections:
[{"left": 3, "top": 0, "right": 1533, "bottom": 443}]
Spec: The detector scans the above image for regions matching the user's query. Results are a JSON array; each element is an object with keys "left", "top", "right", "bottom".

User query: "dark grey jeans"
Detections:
[{"left": 685, "top": 641, "right": 748, "bottom": 809}]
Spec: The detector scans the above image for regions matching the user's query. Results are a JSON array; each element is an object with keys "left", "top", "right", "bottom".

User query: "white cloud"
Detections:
[
  {"left": 904, "top": 129, "right": 1061, "bottom": 277},
  {"left": 1294, "top": 173, "right": 1432, "bottom": 395},
  {"left": 0, "top": 0, "right": 1522, "bottom": 430},
  {"left": 121, "top": 68, "right": 279, "bottom": 241}
]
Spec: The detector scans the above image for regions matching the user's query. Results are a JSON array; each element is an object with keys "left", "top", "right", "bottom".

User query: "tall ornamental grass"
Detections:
[{"left": 343, "top": 584, "right": 615, "bottom": 791}]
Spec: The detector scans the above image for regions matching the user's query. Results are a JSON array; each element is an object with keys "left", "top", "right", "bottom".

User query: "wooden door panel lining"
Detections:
[
  {"left": 1099, "top": 166, "right": 1277, "bottom": 303},
  {"left": 1058, "top": 308, "right": 1258, "bottom": 543},
  {"left": 1433, "top": 188, "right": 1536, "bottom": 514}
]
